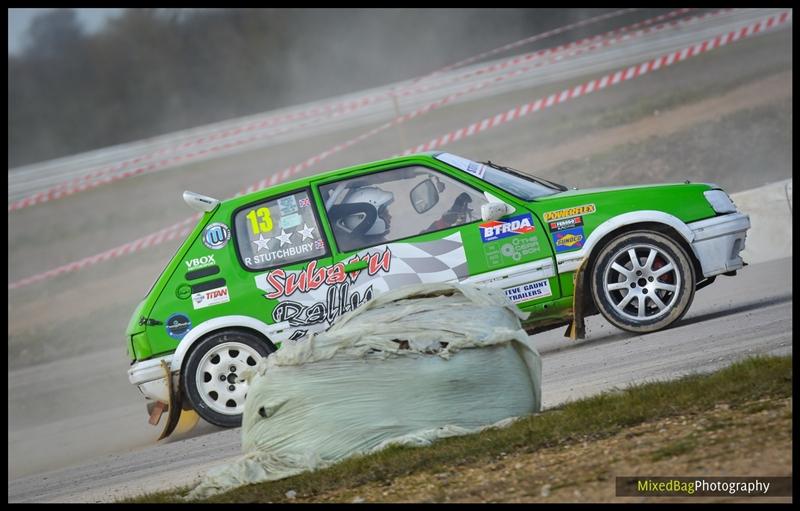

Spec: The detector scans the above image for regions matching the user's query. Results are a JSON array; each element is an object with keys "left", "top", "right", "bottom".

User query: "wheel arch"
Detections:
[
  {"left": 172, "top": 315, "right": 278, "bottom": 375},
  {"left": 560, "top": 212, "right": 703, "bottom": 315}
]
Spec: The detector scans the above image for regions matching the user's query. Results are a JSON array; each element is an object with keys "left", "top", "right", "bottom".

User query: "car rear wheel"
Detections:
[
  {"left": 590, "top": 230, "right": 695, "bottom": 333},
  {"left": 183, "top": 330, "right": 274, "bottom": 428}
]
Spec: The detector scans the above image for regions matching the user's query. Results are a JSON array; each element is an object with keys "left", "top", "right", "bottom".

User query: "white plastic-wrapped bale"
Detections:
[{"left": 188, "top": 283, "right": 542, "bottom": 499}]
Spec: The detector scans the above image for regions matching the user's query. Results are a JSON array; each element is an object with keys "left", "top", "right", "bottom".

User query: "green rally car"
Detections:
[{"left": 126, "top": 152, "right": 750, "bottom": 430}]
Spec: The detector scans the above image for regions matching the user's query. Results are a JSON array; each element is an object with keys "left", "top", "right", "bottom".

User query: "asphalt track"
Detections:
[{"left": 7, "top": 256, "right": 792, "bottom": 502}]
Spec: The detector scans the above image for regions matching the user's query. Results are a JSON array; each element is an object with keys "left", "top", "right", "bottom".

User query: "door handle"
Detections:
[{"left": 343, "top": 260, "right": 368, "bottom": 273}]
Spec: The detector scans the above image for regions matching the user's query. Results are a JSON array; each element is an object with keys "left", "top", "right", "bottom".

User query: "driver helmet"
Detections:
[{"left": 338, "top": 186, "right": 394, "bottom": 235}]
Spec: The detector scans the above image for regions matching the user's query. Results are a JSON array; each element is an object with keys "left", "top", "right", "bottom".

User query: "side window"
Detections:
[
  {"left": 234, "top": 190, "right": 327, "bottom": 271},
  {"left": 319, "top": 165, "right": 488, "bottom": 253}
]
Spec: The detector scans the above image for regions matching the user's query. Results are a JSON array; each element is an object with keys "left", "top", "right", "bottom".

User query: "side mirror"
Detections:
[
  {"left": 481, "top": 202, "right": 514, "bottom": 222},
  {"left": 410, "top": 179, "right": 440, "bottom": 213}
]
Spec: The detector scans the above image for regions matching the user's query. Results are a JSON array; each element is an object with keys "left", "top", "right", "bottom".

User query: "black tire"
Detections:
[
  {"left": 590, "top": 230, "right": 695, "bottom": 333},
  {"left": 182, "top": 329, "right": 274, "bottom": 428}
]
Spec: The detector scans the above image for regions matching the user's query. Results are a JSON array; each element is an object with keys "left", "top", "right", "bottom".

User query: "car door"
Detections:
[
  {"left": 231, "top": 188, "right": 334, "bottom": 342},
  {"left": 312, "top": 162, "right": 561, "bottom": 311}
]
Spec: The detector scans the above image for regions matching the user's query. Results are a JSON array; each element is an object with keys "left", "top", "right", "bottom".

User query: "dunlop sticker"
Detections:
[{"left": 543, "top": 204, "right": 596, "bottom": 222}]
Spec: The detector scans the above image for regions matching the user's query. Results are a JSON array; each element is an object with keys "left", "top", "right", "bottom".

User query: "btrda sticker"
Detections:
[{"left": 479, "top": 213, "right": 535, "bottom": 242}]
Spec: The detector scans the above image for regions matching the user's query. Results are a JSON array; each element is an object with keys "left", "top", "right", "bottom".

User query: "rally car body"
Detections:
[{"left": 126, "top": 152, "right": 749, "bottom": 431}]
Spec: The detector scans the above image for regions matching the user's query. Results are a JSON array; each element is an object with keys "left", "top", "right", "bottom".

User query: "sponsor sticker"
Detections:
[
  {"left": 504, "top": 279, "right": 552, "bottom": 304},
  {"left": 480, "top": 213, "right": 535, "bottom": 243},
  {"left": 543, "top": 204, "right": 596, "bottom": 222},
  {"left": 278, "top": 195, "right": 298, "bottom": 216},
  {"left": 192, "top": 285, "right": 230, "bottom": 309},
  {"left": 176, "top": 284, "right": 192, "bottom": 299},
  {"left": 165, "top": 313, "right": 192, "bottom": 339},
  {"left": 280, "top": 212, "right": 303, "bottom": 230},
  {"left": 548, "top": 216, "right": 583, "bottom": 232},
  {"left": 465, "top": 161, "right": 486, "bottom": 179},
  {"left": 484, "top": 236, "right": 540, "bottom": 267},
  {"left": 435, "top": 153, "right": 487, "bottom": 179},
  {"left": 184, "top": 254, "right": 216, "bottom": 270},
  {"left": 552, "top": 226, "right": 586, "bottom": 253},
  {"left": 203, "top": 222, "right": 230, "bottom": 250}
]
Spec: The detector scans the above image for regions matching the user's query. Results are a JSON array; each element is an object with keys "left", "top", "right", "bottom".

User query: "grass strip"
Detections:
[{"left": 128, "top": 354, "right": 791, "bottom": 503}]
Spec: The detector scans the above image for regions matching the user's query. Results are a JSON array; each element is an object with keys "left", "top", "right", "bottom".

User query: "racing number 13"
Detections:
[{"left": 246, "top": 207, "right": 273, "bottom": 235}]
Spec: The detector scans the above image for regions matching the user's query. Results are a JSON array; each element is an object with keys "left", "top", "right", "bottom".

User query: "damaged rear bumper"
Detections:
[
  {"left": 128, "top": 356, "right": 174, "bottom": 403},
  {"left": 129, "top": 356, "right": 186, "bottom": 439}
]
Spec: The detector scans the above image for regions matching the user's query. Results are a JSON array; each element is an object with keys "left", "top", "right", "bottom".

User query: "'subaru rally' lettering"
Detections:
[{"left": 264, "top": 247, "right": 391, "bottom": 299}]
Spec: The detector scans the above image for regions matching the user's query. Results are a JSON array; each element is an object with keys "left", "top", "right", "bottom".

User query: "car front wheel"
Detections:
[
  {"left": 590, "top": 230, "right": 695, "bottom": 333},
  {"left": 183, "top": 330, "right": 274, "bottom": 428}
]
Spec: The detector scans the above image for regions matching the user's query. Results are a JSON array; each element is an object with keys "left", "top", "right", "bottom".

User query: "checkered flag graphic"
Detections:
[{"left": 262, "top": 232, "right": 468, "bottom": 305}]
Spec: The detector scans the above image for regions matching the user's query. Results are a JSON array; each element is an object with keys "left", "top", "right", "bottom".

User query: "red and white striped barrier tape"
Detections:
[
  {"left": 132, "top": 7, "right": 734, "bottom": 196},
  {"left": 400, "top": 10, "right": 792, "bottom": 155},
  {"left": 418, "top": 8, "right": 640, "bottom": 80},
  {"left": 385, "top": 8, "right": 700, "bottom": 106},
  {"left": 237, "top": 8, "right": 720, "bottom": 193},
  {"left": 412, "top": 8, "right": 691, "bottom": 92},
  {"left": 9, "top": 10, "right": 791, "bottom": 290},
  {"left": 9, "top": 8, "right": 644, "bottom": 212}
]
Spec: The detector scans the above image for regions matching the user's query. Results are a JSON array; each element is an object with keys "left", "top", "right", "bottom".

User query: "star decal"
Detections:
[
  {"left": 298, "top": 223, "right": 316, "bottom": 241},
  {"left": 276, "top": 228, "right": 294, "bottom": 247},
  {"left": 252, "top": 234, "right": 271, "bottom": 252}
]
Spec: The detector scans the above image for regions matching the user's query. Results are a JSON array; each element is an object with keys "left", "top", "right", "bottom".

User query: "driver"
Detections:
[
  {"left": 328, "top": 186, "right": 394, "bottom": 252},
  {"left": 425, "top": 192, "right": 473, "bottom": 232}
]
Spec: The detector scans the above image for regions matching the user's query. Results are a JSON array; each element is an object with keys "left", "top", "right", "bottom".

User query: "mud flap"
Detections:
[
  {"left": 564, "top": 258, "right": 588, "bottom": 340},
  {"left": 157, "top": 359, "right": 183, "bottom": 441}
]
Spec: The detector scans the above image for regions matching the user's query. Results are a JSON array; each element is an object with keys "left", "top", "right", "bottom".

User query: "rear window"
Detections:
[{"left": 234, "top": 189, "right": 328, "bottom": 271}]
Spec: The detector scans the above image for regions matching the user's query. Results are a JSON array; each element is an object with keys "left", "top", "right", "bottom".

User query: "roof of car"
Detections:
[{"left": 219, "top": 151, "right": 444, "bottom": 210}]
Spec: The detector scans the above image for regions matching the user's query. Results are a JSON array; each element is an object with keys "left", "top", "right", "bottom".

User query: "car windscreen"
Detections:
[
  {"left": 480, "top": 166, "right": 559, "bottom": 200},
  {"left": 434, "top": 152, "right": 559, "bottom": 201}
]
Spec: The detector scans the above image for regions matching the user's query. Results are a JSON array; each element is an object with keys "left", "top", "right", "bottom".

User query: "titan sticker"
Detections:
[
  {"left": 202, "top": 222, "right": 231, "bottom": 250},
  {"left": 479, "top": 213, "right": 535, "bottom": 242},
  {"left": 192, "top": 285, "right": 230, "bottom": 309},
  {"left": 552, "top": 226, "right": 586, "bottom": 253},
  {"left": 542, "top": 204, "right": 596, "bottom": 222},
  {"left": 504, "top": 279, "right": 552, "bottom": 304}
]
